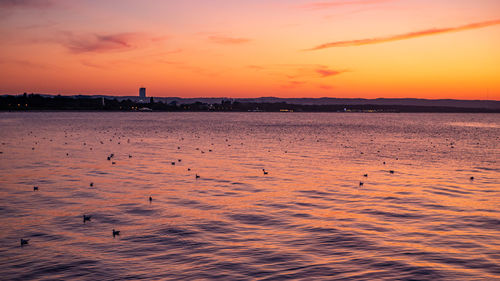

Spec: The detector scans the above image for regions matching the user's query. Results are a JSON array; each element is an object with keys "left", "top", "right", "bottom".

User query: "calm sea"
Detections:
[{"left": 0, "top": 112, "right": 499, "bottom": 280}]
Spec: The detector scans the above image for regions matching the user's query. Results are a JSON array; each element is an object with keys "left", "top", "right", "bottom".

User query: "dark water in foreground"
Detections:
[{"left": 0, "top": 112, "right": 499, "bottom": 280}]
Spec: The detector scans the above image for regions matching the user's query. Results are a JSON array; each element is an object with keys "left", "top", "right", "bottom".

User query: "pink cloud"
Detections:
[
  {"left": 309, "top": 19, "right": 500, "bottom": 50},
  {"left": 56, "top": 32, "right": 166, "bottom": 54},
  {"left": 316, "top": 68, "right": 344, "bottom": 77},
  {"left": 0, "top": 58, "right": 48, "bottom": 68},
  {"left": 64, "top": 33, "right": 139, "bottom": 53},
  {"left": 0, "top": 0, "right": 54, "bottom": 9},
  {"left": 208, "top": 36, "right": 251, "bottom": 45},
  {"left": 281, "top": 80, "right": 304, "bottom": 89},
  {"left": 302, "top": 0, "right": 393, "bottom": 10},
  {"left": 319, "top": 85, "right": 334, "bottom": 90},
  {"left": 247, "top": 65, "right": 265, "bottom": 71}
]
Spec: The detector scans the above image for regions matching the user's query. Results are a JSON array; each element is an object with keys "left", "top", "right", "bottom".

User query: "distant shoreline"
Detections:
[
  {"left": 1, "top": 94, "right": 499, "bottom": 113},
  {"left": 2, "top": 111, "right": 499, "bottom": 114}
]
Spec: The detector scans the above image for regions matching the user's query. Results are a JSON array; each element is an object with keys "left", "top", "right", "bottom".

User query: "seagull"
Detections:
[
  {"left": 113, "top": 229, "right": 120, "bottom": 238},
  {"left": 363, "top": 174, "right": 368, "bottom": 177},
  {"left": 33, "top": 186, "right": 38, "bottom": 191},
  {"left": 195, "top": 174, "right": 200, "bottom": 179},
  {"left": 20, "top": 239, "right": 29, "bottom": 246},
  {"left": 389, "top": 170, "right": 394, "bottom": 174},
  {"left": 359, "top": 182, "right": 364, "bottom": 187},
  {"left": 83, "top": 215, "right": 92, "bottom": 223},
  {"left": 262, "top": 169, "right": 268, "bottom": 175}
]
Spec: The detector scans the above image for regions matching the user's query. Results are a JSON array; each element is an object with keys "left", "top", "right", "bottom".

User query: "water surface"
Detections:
[{"left": 0, "top": 112, "right": 499, "bottom": 280}]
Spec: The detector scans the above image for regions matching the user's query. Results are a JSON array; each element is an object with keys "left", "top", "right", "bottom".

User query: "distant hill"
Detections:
[
  {"left": 75, "top": 95, "right": 500, "bottom": 109},
  {"left": 2, "top": 94, "right": 499, "bottom": 110}
]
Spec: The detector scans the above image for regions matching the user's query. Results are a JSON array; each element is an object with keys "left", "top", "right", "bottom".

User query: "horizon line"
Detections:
[{"left": 2, "top": 93, "right": 499, "bottom": 102}]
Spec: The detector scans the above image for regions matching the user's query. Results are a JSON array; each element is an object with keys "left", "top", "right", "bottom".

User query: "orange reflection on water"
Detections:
[{"left": 0, "top": 112, "right": 498, "bottom": 280}]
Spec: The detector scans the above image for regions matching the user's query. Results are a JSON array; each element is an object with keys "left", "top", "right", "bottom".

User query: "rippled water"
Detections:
[{"left": 0, "top": 112, "right": 499, "bottom": 280}]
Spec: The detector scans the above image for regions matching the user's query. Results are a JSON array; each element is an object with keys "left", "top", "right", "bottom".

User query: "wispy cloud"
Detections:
[
  {"left": 57, "top": 32, "right": 165, "bottom": 54},
  {"left": 208, "top": 36, "right": 251, "bottom": 45},
  {"left": 281, "top": 80, "right": 304, "bottom": 89},
  {"left": 0, "top": 0, "right": 54, "bottom": 9},
  {"left": 64, "top": 33, "right": 140, "bottom": 53},
  {"left": 316, "top": 68, "right": 345, "bottom": 77},
  {"left": 302, "top": 0, "right": 393, "bottom": 10},
  {"left": 319, "top": 85, "right": 334, "bottom": 90},
  {"left": 79, "top": 59, "right": 108, "bottom": 69},
  {"left": 246, "top": 64, "right": 348, "bottom": 80},
  {"left": 247, "top": 65, "right": 266, "bottom": 71},
  {"left": 309, "top": 19, "right": 500, "bottom": 50},
  {"left": 0, "top": 58, "right": 48, "bottom": 68}
]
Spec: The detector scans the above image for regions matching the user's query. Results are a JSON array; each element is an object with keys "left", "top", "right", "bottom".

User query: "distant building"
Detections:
[{"left": 139, "top": 87, "right": 146, "bottom": 99}]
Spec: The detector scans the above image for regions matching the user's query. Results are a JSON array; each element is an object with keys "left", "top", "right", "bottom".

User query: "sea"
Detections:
[{"left": 0, "top": 112, "right": 499, "bottom": 280}]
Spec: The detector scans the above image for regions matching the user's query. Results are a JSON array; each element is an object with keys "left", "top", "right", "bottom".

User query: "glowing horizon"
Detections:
[{"left": 0, "top": 0, "right": 499, "bottom": 100}]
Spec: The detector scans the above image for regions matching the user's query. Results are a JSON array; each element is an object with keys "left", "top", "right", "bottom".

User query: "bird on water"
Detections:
[
  {"left": 149, "top": 196, "right": 152, "bottom": 202},
  {"left": 20, "top": 239, "right": 29, "bottom": 246},
  {"left": 262, "top": 169, "right": 268, "bottom": 175},
  {"left": 33, "top": 186, "right": 38, "bottom": 191},
  {"left": 113, "top": 229, "right": 120, "bottom": 238},
  {"left": 83, "top": 214, "right": 92, "bottom": 223}
]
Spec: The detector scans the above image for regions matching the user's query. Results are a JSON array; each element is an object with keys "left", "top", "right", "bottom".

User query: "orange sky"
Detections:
[{"left": 0, "top": 0, "right": 499, "bottom": 99}]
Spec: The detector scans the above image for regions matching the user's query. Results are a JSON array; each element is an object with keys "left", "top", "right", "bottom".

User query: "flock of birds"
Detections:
[
  {"left": 24, "top": 181, "right": 124, "bottom": 246},
  {"left": 18, "top": 129, "right": 477, "bottom": 248},
  {"left": 21, "top": 143, "right": 274, "bottom": 247}
]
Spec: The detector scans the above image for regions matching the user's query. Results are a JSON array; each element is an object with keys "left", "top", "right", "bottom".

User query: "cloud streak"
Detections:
[
  {"left": 0, "top": 58, "right": 48, "bottom": 68},
  {"left": 0, "top": 0, "right": 54, "bottom": 9},
  {"left": 303, "top": 0, "right": 393, "bottom": 10},
  {"left": 309, "top": 19, "right": 500, "bottom": 50},
  {"left": 58, "top": 32, "right": 164, "bottom": 53},
  {"left": 208, "top": 36, "right": 251, "bottom": 45},
  {"left": 65, "top": 33, "right": 138, "bottom": 53},
  {"left": 316, "top": 68, "right": 344, "bottom": 77}
]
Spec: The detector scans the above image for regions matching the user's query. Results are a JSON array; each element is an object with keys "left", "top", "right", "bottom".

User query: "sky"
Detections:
[{"left": 0, "top": 0, "right": 499, "bottom": 99}]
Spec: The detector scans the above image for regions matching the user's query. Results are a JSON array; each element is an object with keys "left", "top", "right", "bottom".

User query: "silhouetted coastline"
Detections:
[{"left": 1, "top": 93, "right": 499, "bottom": 113}]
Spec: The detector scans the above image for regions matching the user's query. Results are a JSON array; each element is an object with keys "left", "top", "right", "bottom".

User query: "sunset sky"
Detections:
[{"left": 1, "top": 0, "right": 499, "bottom": 99}]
